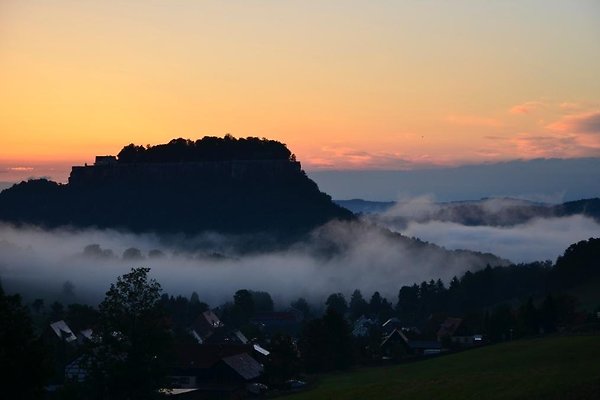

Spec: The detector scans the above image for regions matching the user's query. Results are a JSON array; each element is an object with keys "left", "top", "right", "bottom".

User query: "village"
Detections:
[{"left": 44, "top": 294, "right": 485, "bottom": 399}]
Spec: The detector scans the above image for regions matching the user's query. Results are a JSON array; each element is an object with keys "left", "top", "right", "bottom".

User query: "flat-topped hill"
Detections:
[{"left": 0, "top": 137, "right": 352, "bottom": 239}]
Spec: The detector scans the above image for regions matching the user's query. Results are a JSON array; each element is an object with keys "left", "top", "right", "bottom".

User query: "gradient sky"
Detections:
[{"left": 1, "top": 0, "right": 600, "bottom": 182}]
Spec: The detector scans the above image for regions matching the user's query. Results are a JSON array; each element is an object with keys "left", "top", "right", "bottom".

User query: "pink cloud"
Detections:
[
  {"left": 511, "top": 134, "right": 581, "bottom": 158},
  {"left": 504, "top": 105, "right": 600, "bottom": 159},
  {"left": 547, "top": 111, "right": 600, "bottom": 134},
  {"left": 509, "top": 101, "right": 544, "bottom": 115},
  {"left": 303, "top": 146, "right": 438, "bottom": 170}
]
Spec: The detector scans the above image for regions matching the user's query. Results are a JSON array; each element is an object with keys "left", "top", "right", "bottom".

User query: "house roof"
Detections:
[
  {"left": 161, "top": 388, "right": 199, "bottom": 396},
  {"left": 191, "top": 310, "right": 222, "bottom": 340},
  {"left": 253, "top": 343, "right": 270, "bottom": 356},
  {"left": 382, "top": 318, "right": 404, "bottom": 335},
  {"left": 437, "top": 317, "right": 463, "bottom": 338},
  {"left": 79, "top": 329, "right": 93, "bottom": 340},
  {"left": 221, "top": 353, "right": 263, "bottom": 381},
  {"left": 50, "top": 320, "right": 77, "bottom": 343},
  {"left": 380, "top": 328, "right": 409, "bottom": 348},
  {"left": 174, "top": 343, "right": 250, "bottom": 369},
  {"left": 233, "top": 330, "right": 248, "bottom": 344},
  {"left": 382, "top": 317, "right": 401, "bottom": 327},
  {"left": 203, "top": 329, "right": 248, "bottom": 345},
  {"left": 203, "top": 311, "right": 222, "bottom": 328},
  {"left": 190, "top": 329, "right": 204, "bottom": 344}
]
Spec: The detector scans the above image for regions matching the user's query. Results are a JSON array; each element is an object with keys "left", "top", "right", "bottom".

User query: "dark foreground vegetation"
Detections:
[{"left": 1, "top": 238, "right": 599, "bottom": 399}]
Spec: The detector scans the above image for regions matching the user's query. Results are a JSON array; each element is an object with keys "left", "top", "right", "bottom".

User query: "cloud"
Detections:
[
  {"left": 305, "top": 146, "right": 428, "bottom": 170},
  {"left": 509, "top": 133, "right": 594, "bottom": 158},
  {"left": 559, "top": 102, "right": 583, "bottom": 111},
  {"left": 0, "top": 161, "right": 74, "bottom": 183},
  {"left": 547, "top": 111, "right": 600, "bottom": 135},
  {"left": 8, "top": 167, "right": 34, "bottom": 171},
  {"left": 511, "top": 111, "right": 600, "bottom": 158},
  {"left": 509, "top": 101, "right": 544, "bottom": 115}
]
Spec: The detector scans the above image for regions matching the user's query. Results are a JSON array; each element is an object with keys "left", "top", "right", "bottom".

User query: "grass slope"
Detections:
[{"left": 287, "top": 335, "right": 600, "bottom": 400}]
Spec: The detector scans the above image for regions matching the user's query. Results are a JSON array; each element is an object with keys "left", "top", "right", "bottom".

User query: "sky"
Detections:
[{"left": 1, "top": 0, "right": 600, "bottom": 183}]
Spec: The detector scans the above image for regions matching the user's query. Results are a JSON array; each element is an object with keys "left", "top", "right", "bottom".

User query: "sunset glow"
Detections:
[{"left": 1, "top": 1, "right": 600, "bottom": 182}]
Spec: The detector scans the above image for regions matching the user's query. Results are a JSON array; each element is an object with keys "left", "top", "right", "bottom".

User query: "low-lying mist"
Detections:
[
  {"left": 393, "top": 215, "right": 600, "bottom": 263},
  {"left": 0, "top": 221, "right": 499, "bottom": 308},
  {"left": 370, "top": 196, "right": 600, "bottom": 263}
]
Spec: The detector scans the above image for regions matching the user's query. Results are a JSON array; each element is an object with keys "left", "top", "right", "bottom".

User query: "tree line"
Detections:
[{"left": 117, "top": 135, "right": 295, "bottom": 163}]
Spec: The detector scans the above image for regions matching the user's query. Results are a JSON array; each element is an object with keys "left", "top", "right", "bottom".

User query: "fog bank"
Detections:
[
  {"left": 0, "top": 221, "right": 498, "bottom": 307},
  {"left": 378, "top": 215, "right": 600, "bottom": 263}
]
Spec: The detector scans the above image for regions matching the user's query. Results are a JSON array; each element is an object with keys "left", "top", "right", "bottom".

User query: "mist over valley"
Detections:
[{"left": 1, "top": 139, "right": 598, "bottom": 308}]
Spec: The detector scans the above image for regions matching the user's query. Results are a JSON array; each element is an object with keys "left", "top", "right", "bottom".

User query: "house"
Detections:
[
  {"left": 189, "top": 310, "right": 224, "bottom": 344},
  {"left": 170, "top": 342, "right": 264, "bottom": 399},
  {"left": 203, "top": 329, "right": 249, "bottom": 345},
  {"left": 437, "top": 317, "right": 483, "bottom": 346},
  {"left": 381, "top": 317, "right": 403, "bottom": 335},
  {"left": 49, "top": 320, "right": 78, "bottom": 343},
  {"left": 352, "top": 316, "right": 377, "bottom": 337},
  {"left": 65, "top": 355, "right": 90, "bottom": 382},
  {"left": 407, "top": 340, "right": 442, "bottom": 355},
  {"left": 251, "top": 310, "right": 303, "bottom": 335},
  {"left": 217, "top": 353, "right": 263, "bottom": 382},
  {"left": 380, "top": 328, "right": 411, "bottom": 358}
]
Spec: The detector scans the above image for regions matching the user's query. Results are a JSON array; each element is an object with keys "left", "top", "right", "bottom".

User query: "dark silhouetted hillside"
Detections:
[{"left": 0, "top": 137, "right": 352, "bottom": 241}]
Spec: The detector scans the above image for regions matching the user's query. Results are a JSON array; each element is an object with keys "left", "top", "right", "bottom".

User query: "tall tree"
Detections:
[
  {"left": 0, "top": 282, "right": 49, "bottom": 399},
  {"left": 232, "top": 289, "right": 255, "bottom": 326},
  {"left": 290, "top": 297, "right": 312, "bottom": 320},
  {"left": 88, "top": 267, "right": 171, "bottom": 400},
  {"left": 299, "top": 308, "right": 353, "bottom": 372},
  {"left": 251, "top": 290, "right": 274, "bottom": 313},
  {"left": 349, "top": 289, "right": 369, "bottom": 320},
  {"left": 325, "top": 293, "right": 348, "bottom": 316}
]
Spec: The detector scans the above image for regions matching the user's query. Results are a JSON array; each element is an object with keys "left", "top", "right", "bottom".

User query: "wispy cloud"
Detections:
[
  {"left": 547, "top": 111, "right": 600, "bottom": 135},
  {"left": 0, "top": 161, "right": 73, "bottom": 182},
  {"left": 510, "top": 133, "right": 596, "bottom": 158},
  {"left": 501, "top": 101, "right": 600, "bottom": 158},
  {"left": 8, "top": 167, "right": 34, "bottom": 172},
  {"left": 509, "top": 101, "right": 545, "bottom": 115},
  {"left": 305, "top": 146, "right": 435, "bottom": 170}
]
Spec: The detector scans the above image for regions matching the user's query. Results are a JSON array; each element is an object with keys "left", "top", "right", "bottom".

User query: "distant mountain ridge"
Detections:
[
  {"left": 336, "top": 197, "right": 600, "bottom": 226},
  {"left": 0, "top": 137, "right": 352, "bottom": 241},
  {"left": 311, "top": 157, "right": 600, "bottom": 202}
]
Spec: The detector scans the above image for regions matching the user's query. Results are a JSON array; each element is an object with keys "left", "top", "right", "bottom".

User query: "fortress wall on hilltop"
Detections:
[{"left": 68, "top": 159, "right": 302, "bottom": 187}]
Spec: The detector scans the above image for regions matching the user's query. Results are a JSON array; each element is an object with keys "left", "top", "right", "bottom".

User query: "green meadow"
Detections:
[{"left": 286, "top": 335, "right": 600, "bottom": 400}]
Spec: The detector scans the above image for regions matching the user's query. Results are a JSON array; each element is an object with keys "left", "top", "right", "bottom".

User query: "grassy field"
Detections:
[{"left": 286, "top": 335, "right": 600, "bottom": 400}]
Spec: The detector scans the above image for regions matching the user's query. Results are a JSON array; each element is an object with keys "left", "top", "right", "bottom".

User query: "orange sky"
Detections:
[{"left": 1, "top": 1, "right": 600, "bottom": 182}]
